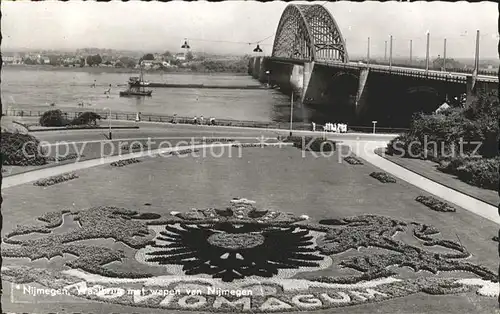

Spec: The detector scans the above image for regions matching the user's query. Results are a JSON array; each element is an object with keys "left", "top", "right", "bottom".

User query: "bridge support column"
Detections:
[
  {"left": 355, "top": 68, "right": 370, "bottom": 118},
  {"left": 290, "top": 64, "right": 304, "bottom": 96},
  {"left": 258, "top": 57, "right": 269, "bottom": 83},
  {"left": 248, "top": 57, "right": 254, "bottom": 75},
  {"left": 301, "top": 62, "right": 314, "bottom": 103},
  {"left": 252, "top": 57, "right": 262, "bottom": 80}
]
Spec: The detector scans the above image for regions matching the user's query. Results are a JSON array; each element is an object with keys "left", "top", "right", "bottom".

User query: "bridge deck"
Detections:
[{"left": 267, "top": 56, "right": 498, "bottom": 84}]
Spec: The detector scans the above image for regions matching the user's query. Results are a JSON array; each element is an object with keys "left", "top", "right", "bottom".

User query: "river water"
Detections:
[{"left": 2, "top": 67, "right": 307, "bottom": 123}]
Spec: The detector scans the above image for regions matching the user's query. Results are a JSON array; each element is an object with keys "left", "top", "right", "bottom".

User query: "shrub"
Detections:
[
  {"left": 1, "top": 132, "right": 48, "bottom": 166},
  {"left": 387, "top": 92, "right": 498, "bottom": 160},
  {"left": 370, "top": 172, "right": 396, "bottom": 183},
  {"left": 39, "top": 109, "right": 69, "bottom": 127},
  {"left": 436, "top": 156, "right": 498, "bottom": 190},
  {"left": 415, "top": 196, "right": 456, "bottom": 212},
  {"left": 34, "top": 172, "right": 79, "bottom": 187},
  {"left": 71, "top": 112, "right": 102, "bottom": 126},
  {"left": 455, "top": 157, "right": 499, "bottom": 190}
]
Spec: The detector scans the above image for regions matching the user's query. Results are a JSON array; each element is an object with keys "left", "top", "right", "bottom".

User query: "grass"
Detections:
[
  {"left": 2, "top": 145, "right": 499, "bottom": 312},
  {"left": 378, "top": 148, "right": 498, "bottom": 206}
]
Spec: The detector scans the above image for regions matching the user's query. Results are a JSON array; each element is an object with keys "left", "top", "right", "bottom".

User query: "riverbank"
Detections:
[{"left": 3, "top": 64, "right": 249, "bottom": 75}]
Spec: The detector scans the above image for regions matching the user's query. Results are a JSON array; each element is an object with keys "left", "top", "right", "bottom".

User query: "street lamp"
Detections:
[
  {"left": 253, "top": 44, "right": 263, "bottom": 53},
  {"left": 389, "top": 35, "right": 393, "bottom": 69},
  {"left": 265, "top": 70, "right": 271, "bottom": 87},
  {"left": 181, "top": 39, "right": 190, "bottom": 49},
  {"left": 289, "top": 91, "right": 294, "bottom": 137},
  {"left": 103, "top": 107, "right": 112, "bottom": 140},
  {"left": 366, "top": 37, "right": 370, "bottom": 65},
  {"left": 372, "top": 120, "right": 377, "bottom": 134},
  {"left": 443, "top": 38, "right": 447, "bottom": 71},
  {"left": 425, "top": 31, "right": 430, "bottom": 73}
]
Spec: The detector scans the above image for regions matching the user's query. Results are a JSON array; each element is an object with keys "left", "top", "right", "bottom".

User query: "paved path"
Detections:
[{"left": 342, "top": 140, "right": 500, "bottom": 225}]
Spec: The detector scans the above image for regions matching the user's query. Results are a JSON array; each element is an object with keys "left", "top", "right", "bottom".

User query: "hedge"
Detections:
[
  {"left": 1, "top": 131, "right": 48, "bottom": 166},
  {"left": 39, "top": 109, "right": 70, "bottom": 127},
  {"left": 437, "top": 156, "right": 499, "bottom": 191}
]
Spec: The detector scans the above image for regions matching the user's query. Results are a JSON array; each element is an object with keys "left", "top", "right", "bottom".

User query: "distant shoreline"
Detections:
[{"left": 2, "top": 64, "right": 249, "bottom": 76}]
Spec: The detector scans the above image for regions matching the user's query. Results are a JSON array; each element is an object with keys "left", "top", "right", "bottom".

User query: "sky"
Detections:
[{"left": 2, "top": 1, "right": 498, "bottom": 59}]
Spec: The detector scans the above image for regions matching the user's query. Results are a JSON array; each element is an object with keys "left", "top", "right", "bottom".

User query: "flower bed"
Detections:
[
  {"left": 415, "top": 196, "right": 456, "bottom": 212},
  {"left": 232, "top": 143, "right": 268, "bottom": 148},
  {"left": 202, "top": 138, "right": 234, "bottom": 144},
  {"left": 120, "top": 143, "right": 143, "bottom": 151},
  {"left": 33, "top": 172, "right": 79, "bottom": 187},
  {"left": 2, "top": 206, "right": 163, "bottom": 278},
  {"left": 343, "top": 156, "right": 364, "bottom": 165},
  {"left": 110, "top": 158, "right": 141, "bottom": 167},
  {"left": 170, "top": 149, "right": 200, "bottom": 156},
  {"left": 1, "top": 131, "right": 48, "bottom": 166},
  {"left": 369, "top": 172, "right": 396, "bottom": 183},
  {"left": 283, "top": 136, "right": 336, "bottom": 152}
]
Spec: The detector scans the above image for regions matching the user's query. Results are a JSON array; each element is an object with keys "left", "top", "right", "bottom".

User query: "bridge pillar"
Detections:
[
  {"left": 258, "top": 57, "right": 269, "bottom": 83},
  {"left": 248, "top": 57, "right": 254, "bottom": 75},
  {"left": 355, "top": 68, "right": 370, "bottom": 117},
  {"left": 252, "top": 57, "right": 261, "bottom": 80},
  {"left": 301, "top": 62, "right": 314, "bottom": 103},
  {"left": 290, "top": 64, "right": 305, "bottom": 96}
]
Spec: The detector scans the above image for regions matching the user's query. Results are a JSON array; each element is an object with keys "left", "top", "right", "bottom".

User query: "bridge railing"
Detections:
[
  {"left": 350, "top": 60, "right": 498, "bottom": 76},
  {"left": 3, "top": 109, "right": 409, "bottom": 134}
]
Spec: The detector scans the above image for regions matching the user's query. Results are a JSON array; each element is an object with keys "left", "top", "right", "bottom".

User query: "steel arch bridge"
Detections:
[{"left": 272, "top": 4, "right": 349, "bottom": 63}]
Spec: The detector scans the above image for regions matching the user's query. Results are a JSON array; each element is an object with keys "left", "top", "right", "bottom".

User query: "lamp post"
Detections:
[
  {"left": 104, "top": 107, "right": 112, "bottom": 140},
  {"left": 366, "top": 37, "right": 370, "bottom": 65},
  {"left": 443, "top": 38, "right": 447, "bottom": 71},
  {"left": 389, "top": 35, "right": 393, "bottom": 69},
  {"left": 289, "top": 91, "right": 294, "bottom": 136},
  {"left": 372, "top": 120, "right": 377, "bottom": 134},
  {"left": 409, "top": 39, "right": 412, "bottom": 65},
  {"left": 425, "top": 32, "right": 430, "bottom": 73},
  {"left": 265, "top": 70, "right": 270, "bottom": 87},
  {"left": 384, "top": 40, "right": 387, "bottom": 61}
]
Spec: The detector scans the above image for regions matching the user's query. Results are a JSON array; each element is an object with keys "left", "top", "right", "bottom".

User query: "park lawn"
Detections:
[
  {"left": 376, "top": 148, "right": 499, "bottom": 206},
  {"left": 2, "top": 145, "right": 499, "bottom": 313}
]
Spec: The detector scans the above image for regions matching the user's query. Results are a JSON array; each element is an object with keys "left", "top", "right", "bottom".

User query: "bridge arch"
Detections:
[{"left": 272, "top": 4, "right": 349, "bottom": 63}]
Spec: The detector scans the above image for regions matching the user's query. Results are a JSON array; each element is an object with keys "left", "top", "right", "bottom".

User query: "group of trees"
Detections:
[
  {"left": 39, "top": 110, "right": 102, "bottom": 127},
  {"left": 85, "top": 54, "right": 103, "bottom": 67},
  {"left": 386, "top": 91, "right": 499, "bottom": 190}
]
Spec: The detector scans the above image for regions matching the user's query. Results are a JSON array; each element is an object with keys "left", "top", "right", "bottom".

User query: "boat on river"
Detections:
[{"left": 119, "top": 66, "right": 152, "bottom": 97}]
